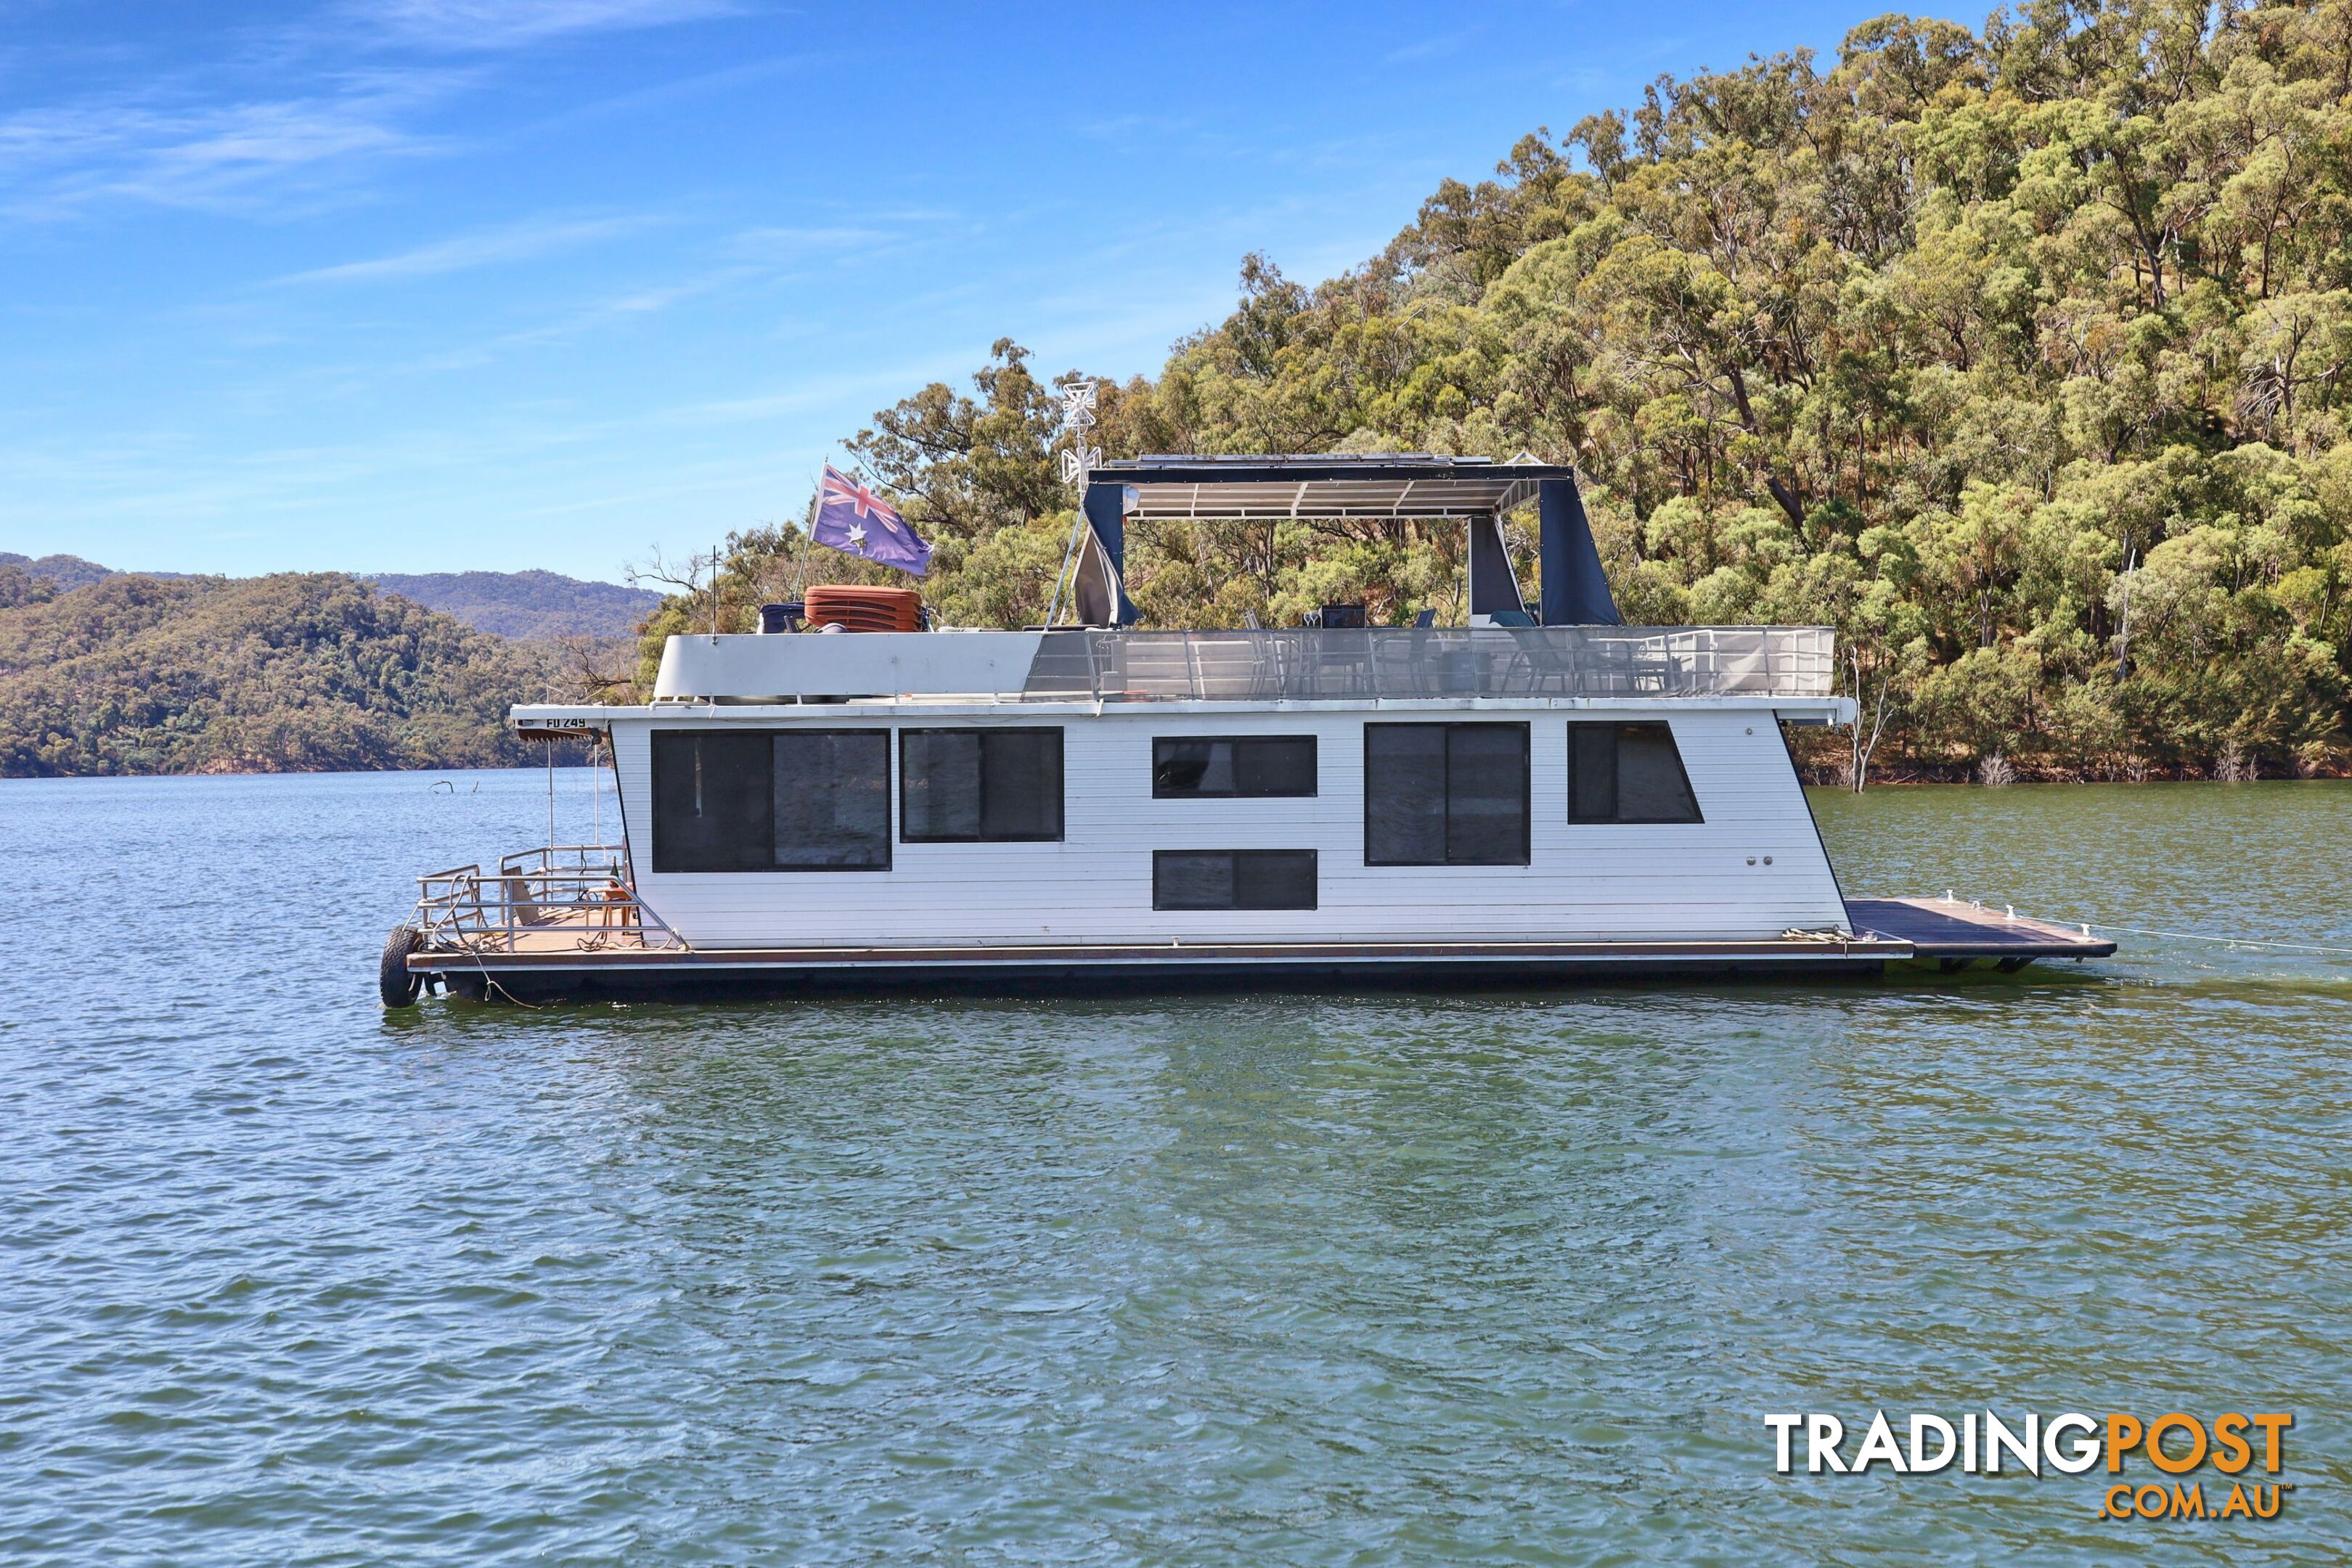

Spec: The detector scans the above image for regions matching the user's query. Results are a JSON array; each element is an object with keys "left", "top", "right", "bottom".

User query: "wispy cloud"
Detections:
[
  {"left": 0, "top": 0, "right": 746, "bottom": 219},
  {"left": 277, "top": 212, "right": 659, "bottom": 283},
  {"left": 359, "top": 0, "right": 746, "bottom": 52},
  {"left": 302, "top": 221, "right": 918, "bottom": 376},
  {"left": 0, "top": 68, "right": 462, "bottom": 217},
  {"left": 720, "top": 224, "right": 901, "bottom": 261},
  {"left": 1384, "top": 27, "right": 1485, "bottom": 66},
  {"left": 1076, "top": 112, "right": 1196, "bottom": 142}
]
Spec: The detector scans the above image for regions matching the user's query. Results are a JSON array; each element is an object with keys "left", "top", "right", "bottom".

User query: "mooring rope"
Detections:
[
  {"left": 455, "top": 934, "right": 548, "bottom": 1009},
  {"left": 1940, "top": 892, "right": 2352, "bottom": 959},
  {"left": 2078, "top": 923, "right": 2352, "bottom": 958}
]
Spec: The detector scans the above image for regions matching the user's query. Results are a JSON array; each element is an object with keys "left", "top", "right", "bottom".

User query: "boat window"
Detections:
[
  {"left": 772, "top": 730, "right": 892, "bottom": 869},
  {"left": 1567, "top": 723, "right": 1702, "bottom": 822},
  {"left": 900, "top": 728, "right": 1063, "bottom": 841},
  {"left": 651, "top": 729, "right": 889, "bottom": 871},
  {"left": 1363, "top": 723, "right": 1530, "bottom": 865},
  {"left": 1153, "top": 850, "right": 1318, "bottom": 910},
  {"left": 651, "top": 731, "right": 775, "bottom": 872},
  {"left": 1153, "top": 736, "right": 1318, "bottom": 797}
]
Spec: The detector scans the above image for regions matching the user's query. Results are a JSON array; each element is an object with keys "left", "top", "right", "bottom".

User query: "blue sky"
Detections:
[{"left": 2, "top": 0, "right": 1909, "bottom": 582}]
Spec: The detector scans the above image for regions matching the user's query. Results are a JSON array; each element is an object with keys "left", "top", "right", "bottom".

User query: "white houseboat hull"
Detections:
[
  {"left": 607, "top": 700, "right": 1849, "bottom": 952},
  {"left": 393, "top": 626, "right": 2114, "bottom": 1004}
]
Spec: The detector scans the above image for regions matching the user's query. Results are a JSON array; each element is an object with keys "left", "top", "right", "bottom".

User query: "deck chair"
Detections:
[{"left": 1500, "top": 623, "right": 1580, "bottom": 694}]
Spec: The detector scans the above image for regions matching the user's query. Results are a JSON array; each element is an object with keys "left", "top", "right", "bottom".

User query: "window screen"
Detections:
[
  {"left": 1567, "top": 723, "right": 1702, "bottom": 822},
  {"left": 652, "top": 731, "right": 774, "bottom": 872},
  {"left": 1364, "top": 724, "right": 1530, "bottom": 865},
  {"left": 1153, "top": 850, "right": 1318, "bottom": 910},
  {"left": 900, "top": 728, "right": 1063, "bottom": 841},
  {"left": 653, "top": 729, "right": 890, "bottom": 870},
  {"left": 1153, "top": 736, "right": 1317, "bottom": 797},
  {"left": 772, "top": 730, "right": 891, "bottom": 868}
]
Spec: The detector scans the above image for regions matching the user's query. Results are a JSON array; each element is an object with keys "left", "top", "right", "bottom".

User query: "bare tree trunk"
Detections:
[
  {"left": 1847, "top": 649, "right": 1891, "bottom": 793},
  {"left": 1723, "top": 364, "right": 1807, "bottom": 526}
]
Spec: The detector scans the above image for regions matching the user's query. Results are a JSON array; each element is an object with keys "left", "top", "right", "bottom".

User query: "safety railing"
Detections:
[
  {"left": 1018, "top": 626, "right": 1835, "bottom": 702},
  {"left": 413, "top": 845, "right": 685, "bottom": 953},
  {"left": 498, "top": 844, "right": 628, "bottom": 878}
]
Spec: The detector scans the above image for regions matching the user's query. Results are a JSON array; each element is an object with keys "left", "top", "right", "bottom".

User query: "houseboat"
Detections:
[{"left": 380, "top": 456, "right": 2110, "bottom": 1005}]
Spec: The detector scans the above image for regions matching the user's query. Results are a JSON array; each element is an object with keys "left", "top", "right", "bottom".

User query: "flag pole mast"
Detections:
[{"left": 797, "top": 473, "right": 819, "bottom": 603}]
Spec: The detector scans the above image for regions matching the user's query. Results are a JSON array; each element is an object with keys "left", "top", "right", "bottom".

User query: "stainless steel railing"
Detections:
[
  {"left": 412, "top": 845, "right": 685, "bottom": 952},
  {"left": 1019, "top": 626, "right": 1835, "bottom": 702}
]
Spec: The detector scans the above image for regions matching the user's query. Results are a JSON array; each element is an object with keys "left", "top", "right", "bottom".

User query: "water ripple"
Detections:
[{"left": 0, "top": 772, "right": 2346, "bottom": 1564}]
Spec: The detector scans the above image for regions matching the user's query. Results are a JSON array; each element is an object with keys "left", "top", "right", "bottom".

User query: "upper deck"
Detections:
[{"left": 610, "top": 625, "right": 1847, "bottom": 719}]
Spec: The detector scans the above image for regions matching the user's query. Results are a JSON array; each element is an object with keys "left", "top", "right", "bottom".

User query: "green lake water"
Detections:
[{"left": 2, "top": 772, "right": 2347, "bottom": 1564}]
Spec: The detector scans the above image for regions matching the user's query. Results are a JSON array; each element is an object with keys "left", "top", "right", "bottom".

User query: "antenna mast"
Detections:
[{"left": 1044, "top": 382, "right": 1101, "bottom": 627}]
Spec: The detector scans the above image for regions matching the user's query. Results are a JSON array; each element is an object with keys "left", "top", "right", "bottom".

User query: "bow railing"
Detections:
[{"left": 412, "top": 846, "right": 685, "bottom": 952}]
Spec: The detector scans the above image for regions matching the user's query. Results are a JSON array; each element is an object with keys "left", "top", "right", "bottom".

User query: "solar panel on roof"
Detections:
[{"left": 1117, "top": 452, "right": 1494, "bottom": 468}]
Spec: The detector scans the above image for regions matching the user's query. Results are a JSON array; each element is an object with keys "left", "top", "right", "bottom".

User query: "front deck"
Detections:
[{"left": 1844, "top": 895, "right": 2116, "bottom": 969}]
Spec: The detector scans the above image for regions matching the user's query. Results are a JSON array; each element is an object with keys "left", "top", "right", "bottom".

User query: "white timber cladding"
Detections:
[{"left": 600, "top": 702, "right": 1848, "bottom": 949}]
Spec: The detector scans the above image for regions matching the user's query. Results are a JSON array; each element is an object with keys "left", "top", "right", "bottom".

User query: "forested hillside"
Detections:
[
  {"left": 0, "top": 568, "right": 542, "bottom": 775},
  {"left": 367, "top": 570, "right": 658, "bottom": 640},
  {"left": 654, "top": 2, "right": 2352, "bottom": 782},
  {"left": 0, "top": 554, "right": 654, "bottom": 641}
]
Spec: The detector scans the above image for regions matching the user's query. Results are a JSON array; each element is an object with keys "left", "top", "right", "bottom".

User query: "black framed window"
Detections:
[
  {"left": 1153, "top": 736, "right": 1317, "bottom": 797},
  {"left": 652, "top": 729, "right": 889, "bottom": 871},
  {"left": 900, "top": 728, "right": 1063, "bottom": 841},
  {"left": 774, "top": 730, "right": 892, "bottom": 868},
  {"left": 1153, "top": 850, "right": 1318, "bottom": 910},
  {"left": 1364, "top": 722, "right": 1530, "bottom": 865},
  {"left": 651, "top": 732, "right": 773, "bottom": 872},
  {"left": 1567, "top": 723, "right": 1702, "bottom": 823}
]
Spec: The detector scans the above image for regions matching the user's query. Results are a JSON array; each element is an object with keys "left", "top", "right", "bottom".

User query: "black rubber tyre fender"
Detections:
[{"left": 380, "top": 926, "right": 424, "bottom": 1009}]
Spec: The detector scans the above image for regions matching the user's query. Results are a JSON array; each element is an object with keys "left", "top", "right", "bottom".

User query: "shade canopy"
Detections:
[
  {"left": 1095, "top": 454, "right": 1574, "bottom": 520},
  {"left": 1072, "top": 452, "right": 1617, "bottom": 629}
]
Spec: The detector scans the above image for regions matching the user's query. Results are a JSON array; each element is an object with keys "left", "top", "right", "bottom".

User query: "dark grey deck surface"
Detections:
[{"left": 1845, "top": 897, "right": 2116, "bottom": 960}]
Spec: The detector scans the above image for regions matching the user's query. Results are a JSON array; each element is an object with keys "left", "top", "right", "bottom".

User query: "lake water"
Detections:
[{"left": 3, "top": 769, "right": 2347, "bottom": 1564}]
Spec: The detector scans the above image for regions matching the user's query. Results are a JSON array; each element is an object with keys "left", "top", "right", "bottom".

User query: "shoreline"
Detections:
[
  {"left": 2, "top": 763, "right": 2345, "bottom": 787},
  {"left": 1797, "top": 765, "right": 2352, "bottom": 788},
  {"left": 0, "top": 761, "right": 605, "bottom": 783}
]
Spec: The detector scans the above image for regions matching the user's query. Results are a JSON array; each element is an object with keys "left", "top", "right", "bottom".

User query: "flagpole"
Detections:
[{"left": 798, "top": 468, "right": 820, "bottom": 603}]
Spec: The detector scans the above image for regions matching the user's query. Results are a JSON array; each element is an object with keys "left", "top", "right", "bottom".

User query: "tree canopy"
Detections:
[{"left": 653, "top": 2, "right": 2352, "bottom": 782}]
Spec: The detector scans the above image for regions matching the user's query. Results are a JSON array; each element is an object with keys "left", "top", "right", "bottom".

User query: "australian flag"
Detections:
[{"left": 812, "top": 465, "right": 931, "bottom": 576}]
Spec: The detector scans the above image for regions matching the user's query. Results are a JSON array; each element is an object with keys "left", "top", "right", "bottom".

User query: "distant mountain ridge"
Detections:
[
  {"left": 364, "top": 570, "right": 658, "bottom": 640},
  {"left": 0, "top": 554, "right": 655, "bottom": 640},
  {"left": 0, "top": 552, "right": 160, "bottom": 593}
]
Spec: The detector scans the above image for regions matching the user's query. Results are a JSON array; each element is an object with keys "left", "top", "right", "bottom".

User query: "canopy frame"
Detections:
[{"left": 1077, "top": 454, "right": 1620, "bottom": 629}]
